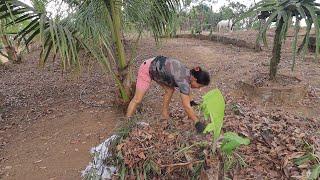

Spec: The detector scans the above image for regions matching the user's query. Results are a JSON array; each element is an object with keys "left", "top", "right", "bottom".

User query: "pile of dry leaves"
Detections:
[
  {"left": 108, "top": 97, "right": 319, "bottom": 179},
  {"left": 112, "top": 118, "right": 210, "bottom": 179}
]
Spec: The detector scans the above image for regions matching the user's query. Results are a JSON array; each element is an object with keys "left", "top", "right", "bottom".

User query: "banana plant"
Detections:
[
  {"left": 201, "top": 89, "right": 250, "bottom": 154},
  {"left": 237, "top": 0, "right": 320, "bottom": 80},
  {"left": 310, "top": 164, "right": 320, "bottom": 179},
  {"left": 0, "top": 0, "right": 179, "bottom": 102},
  {"left": 200, "top": 89, "right": 250, "bottom": 178}
]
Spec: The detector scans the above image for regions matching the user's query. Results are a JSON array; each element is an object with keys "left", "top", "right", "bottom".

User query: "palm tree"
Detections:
[
  {"left": 0, "top": 0, "right": 179, "bottom": 102},
  {"left": 0, "top": 19, "right": 20, "bottom": 63},
  {"left": 238, "top": 0, "right": 320, "bottom": 80}
]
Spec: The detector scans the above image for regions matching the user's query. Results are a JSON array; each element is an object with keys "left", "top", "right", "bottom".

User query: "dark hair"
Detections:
[{"left": 190, "top": 67, "right": 210, "bottom": 86}]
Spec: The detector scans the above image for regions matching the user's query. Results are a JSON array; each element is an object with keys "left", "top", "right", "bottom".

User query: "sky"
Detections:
[{"left": 21, "top": 0, "right": 32, "bottom": 6}]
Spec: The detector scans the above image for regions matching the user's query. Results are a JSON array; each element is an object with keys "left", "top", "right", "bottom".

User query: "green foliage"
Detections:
[
  {"left": 221, "top": 132, "right": 250, "bottom": 155},
  {"left": 177, "top": 1, "right": 255, "bottom": 32},
  {"left": 188, "top": 4, "right": 214, "bottom": 32},
  {"left": 310, "top": 164, "right": 320, "bottom": 180},
  {"left": 201, "top": 89, "right": 250, "bottom": 156},
  {"left": 201, "top": 89, "right": 225, "bottom": 140},
  {"left": 0, "top": 0, "right": 179, "bottom": 101},
  {"left": 31, "top": 0, "right": 48, "bottom": 13},
  {"left": 294, "top": 153, "right": 317, "bottom": 165},
  {"left": 219, "top": 5, "right": 234, "bottom": 20},
  {"left": 200, "top": 89, "right": 250, "bottom": 176},
  {"left": 0, "top": 0, "right": 179, "bottom": 66},
  {"left": 292, "top": 141, "right": 320, "bottom": 180},
  {"left": 229, "top": 1, "right": 258, "bottom": 29}
]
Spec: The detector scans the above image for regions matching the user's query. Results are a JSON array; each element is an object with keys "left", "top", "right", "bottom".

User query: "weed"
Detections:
[{"left": 293, "top": 140, "right": 320, "bottom": 179}]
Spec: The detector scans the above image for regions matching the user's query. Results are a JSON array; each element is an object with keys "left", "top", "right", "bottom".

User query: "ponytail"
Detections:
[{"left": 190, "top": 67, "right": 210, "bottom": 86}]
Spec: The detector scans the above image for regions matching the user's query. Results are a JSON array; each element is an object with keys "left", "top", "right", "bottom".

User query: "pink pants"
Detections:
[{"left": 136, "top": 58, "right": 153, "bottom": 91}]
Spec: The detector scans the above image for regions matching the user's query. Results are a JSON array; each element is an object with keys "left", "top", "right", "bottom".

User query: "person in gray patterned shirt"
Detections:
[{"left": 126, "top": 56, "right": 210, "bottom": 133}]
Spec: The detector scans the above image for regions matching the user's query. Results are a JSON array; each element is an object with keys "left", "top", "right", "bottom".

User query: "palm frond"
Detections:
[
  {"left": 1, "top": 0, "right": 180, "bottom": 69},
  {"left": 124, "top": 0, "right": 179, "bottom": 40},
  {"left": 260, "top": 9, "right": 280, "bottom": 47}
]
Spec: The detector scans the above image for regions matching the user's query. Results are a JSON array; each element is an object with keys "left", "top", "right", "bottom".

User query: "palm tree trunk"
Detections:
[
  {"left": 110, "top": 0, "right": 132, "bottom": 102},
  {"left": 1, "top": 35, "right": 20, "bottom": 63},
  {"left": 110, "top": 0, "right": 126, "bottom": 69},
  {"left": 270, "top": 18, "right": 284, "bottom": 80}
]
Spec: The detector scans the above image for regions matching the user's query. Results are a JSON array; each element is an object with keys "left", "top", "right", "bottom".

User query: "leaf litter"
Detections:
[
  {"left": 223, "top": 95, "right": 320, "bottom": 179},
  {"left": 92, "top": 94, "right": 320, "bottom": 179}
]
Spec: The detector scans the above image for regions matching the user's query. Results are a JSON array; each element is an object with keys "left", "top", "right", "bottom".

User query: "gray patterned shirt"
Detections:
[{"left": 149, "top": 56, "right": 191, "bottom": 95}]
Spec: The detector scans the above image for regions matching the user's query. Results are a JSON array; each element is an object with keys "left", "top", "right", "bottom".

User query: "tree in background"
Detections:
[
  {"left": 219, "top": 5, "right": 234, "bottom": 20},
  {"left": 189, "top": 4, "right": 211, "bottom": 33},
  {"left": 170, "top": 0, "right": 220, "bottom": 34},
  {"left": 228, "top": 1, "right": 253, "bottom": 29},
  {"left": 177, "top": 0, "right": 256, "bottom": 33}
]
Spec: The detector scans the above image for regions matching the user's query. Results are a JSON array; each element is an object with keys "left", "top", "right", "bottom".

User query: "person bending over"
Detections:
[{"left": 126, "top": 55, "right": 210, "bottom": 133}]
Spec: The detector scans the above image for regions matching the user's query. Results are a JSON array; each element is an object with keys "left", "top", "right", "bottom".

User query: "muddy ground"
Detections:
[{"left": 0, "top": 31, "right": 319, "bottom": 179}]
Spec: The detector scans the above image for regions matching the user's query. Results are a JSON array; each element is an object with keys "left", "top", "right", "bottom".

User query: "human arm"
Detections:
[
  {"left": 180, "top": 93, "right": 198, "bottom": 122},
  {"left": 176, "top": 76, "right": 205, "bottom": 132},
  {"left": 181, "top": 93, "right": 206, "bottom": 133}
]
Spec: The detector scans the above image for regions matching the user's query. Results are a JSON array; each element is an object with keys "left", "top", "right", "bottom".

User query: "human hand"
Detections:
[
  {"left": 190, "top": 100, "right": 199, "bottom": 107},
  {"left": 195, "top": 121, "right": 206, "bottom": 133}
]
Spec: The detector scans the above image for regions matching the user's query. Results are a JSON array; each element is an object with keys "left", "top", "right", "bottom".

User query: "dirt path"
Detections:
[
  {"left": 2, "top": 109, "right": 118, "bottom": 179},
  {"left": 0, "top": 48, "right": 123, "bottom": 179}
]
